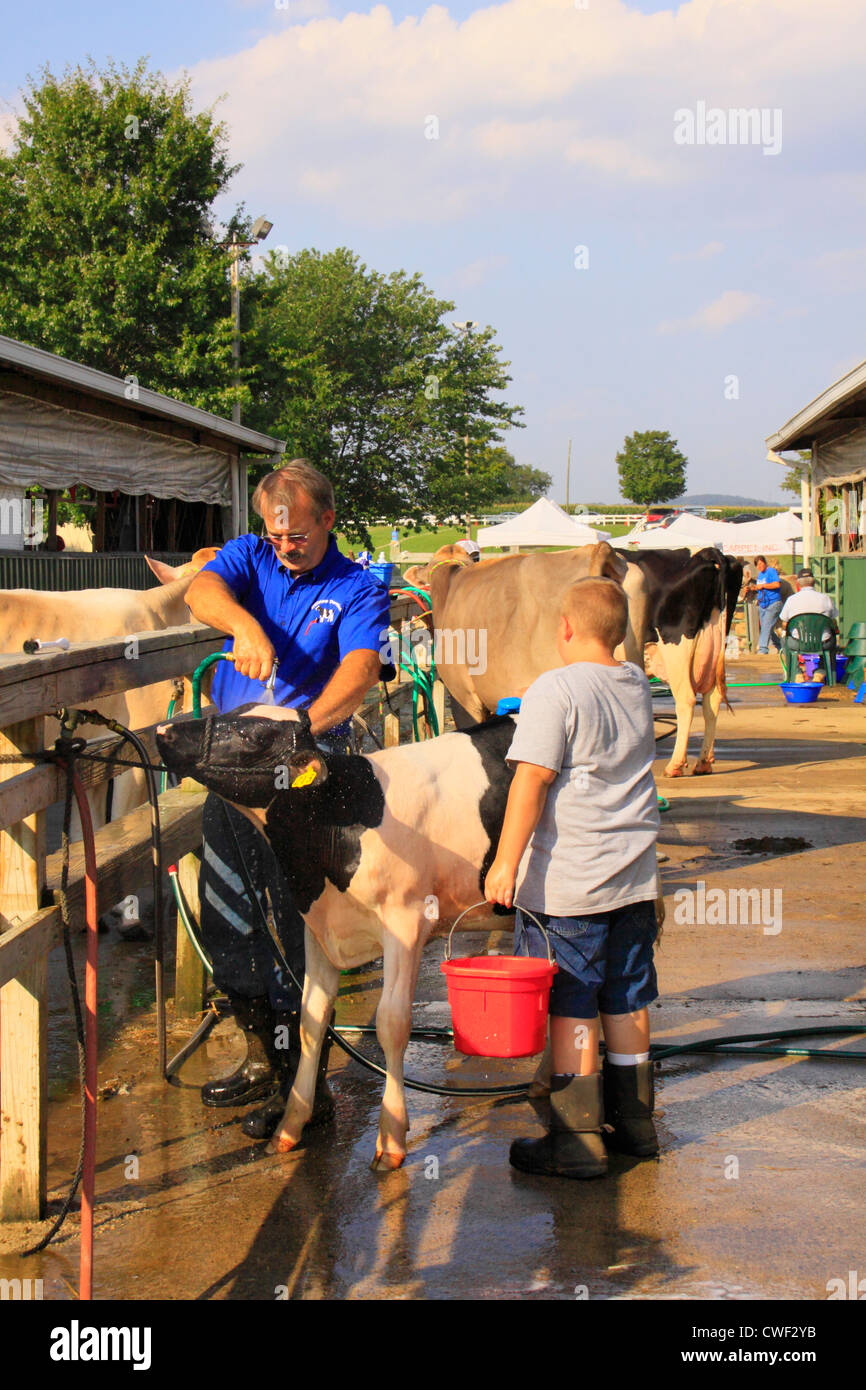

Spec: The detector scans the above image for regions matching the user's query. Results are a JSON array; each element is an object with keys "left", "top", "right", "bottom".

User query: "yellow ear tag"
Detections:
[{"left": 291, "top": 765, "right": 317, "bottom": 789}]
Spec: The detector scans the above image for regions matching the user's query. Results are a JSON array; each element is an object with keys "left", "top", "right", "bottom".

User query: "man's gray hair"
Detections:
[
  {"left": 251, "top": 460, "right": 335, "bottom": 520},
  {"left": 798, "top": 572, "right": 816, "bottom": 586}
]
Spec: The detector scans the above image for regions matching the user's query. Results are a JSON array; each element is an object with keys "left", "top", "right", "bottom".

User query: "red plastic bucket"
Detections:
[{"left": 440, "top": 904, "right": 558, "bottom": 1058}]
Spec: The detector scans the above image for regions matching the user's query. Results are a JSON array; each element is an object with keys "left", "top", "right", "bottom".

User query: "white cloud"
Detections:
[
  {"left": 446, "top": 253, "right": 508, "bottom": 291},
  {"left": 658, "top": 289, "right": 763, "bottom": 334},
  {"left": 670, "top": 240, "right": 725, "bottom": 262},
  {"left": 184, "top": 0, "right": 866, "bottom": 225}
]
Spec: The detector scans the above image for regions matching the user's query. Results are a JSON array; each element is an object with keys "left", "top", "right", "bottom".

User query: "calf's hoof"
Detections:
[
  {"left": 370, "top": 1147, "right": 405, "bottom": 1172},
  {"left": 267, "top": 1131, "right": 300, "bottom": 1155},
  {"left": 692, "top": 758, "right": 714, "bottom": 776},
  {"left": 665, "top": 763, "right": 687, "bottom": 778}
]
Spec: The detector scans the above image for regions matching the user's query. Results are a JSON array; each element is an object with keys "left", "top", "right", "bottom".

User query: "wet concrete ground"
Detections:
[{"left": 1, "top": 654, "right": 864, "bottom": 1300}]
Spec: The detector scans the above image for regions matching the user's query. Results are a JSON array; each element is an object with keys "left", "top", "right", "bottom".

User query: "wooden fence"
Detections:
[{"left": 0, "top": 595, "right": 442, "bottom": 1220}]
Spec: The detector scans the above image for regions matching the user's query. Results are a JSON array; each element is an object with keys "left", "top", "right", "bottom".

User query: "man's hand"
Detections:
[
  {"left": 484, "top": 857, "right": 517, "bottom": 909},
  {"left": 186, "top": 571, "right": 275, "bottom": 682},
  {"left": 232, "top": 617, "right": 276, "bottom": 683}
]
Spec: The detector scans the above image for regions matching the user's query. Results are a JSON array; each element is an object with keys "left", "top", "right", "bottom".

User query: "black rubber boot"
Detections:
[
  {"left": 242, "top": 1012, "right": 336, "bottom": 1141},
  {"left": 602, "top": 1058, "right": 659, "bottom": 1157},
  {"left": 201, "top": 994, "right": 278, "bottom": 1109},
  {"left": 509, "top": 1072, "right": 608, "bottom": 1179}
]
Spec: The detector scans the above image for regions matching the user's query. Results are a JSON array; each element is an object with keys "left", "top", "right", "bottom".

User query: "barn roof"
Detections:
[{"left": 0, "top": 333, "right": 284, "bottom": 456}]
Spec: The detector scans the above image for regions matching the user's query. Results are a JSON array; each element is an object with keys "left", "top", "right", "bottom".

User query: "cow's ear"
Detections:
[
  {"left": 287, "top": 750, "right": 328, "bottom": 790},
  {"left": 145, "top": 555, "right": 183, "bottom": 584},
  {"left": 594, "top": 543, "right": 627, "bottom": 583}
]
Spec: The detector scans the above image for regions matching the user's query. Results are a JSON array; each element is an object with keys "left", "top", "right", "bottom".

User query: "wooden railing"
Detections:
[{"left": 0, "top": 593, "right": 444, "bottom": 1220}]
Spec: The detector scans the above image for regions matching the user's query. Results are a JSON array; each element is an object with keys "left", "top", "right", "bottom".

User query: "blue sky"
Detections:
[{"left": 3, "top": 0, "right": 865, "bottom": 504}]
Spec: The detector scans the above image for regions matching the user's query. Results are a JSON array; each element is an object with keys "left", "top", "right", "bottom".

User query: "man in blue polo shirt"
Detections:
[
  {"left": 184, "top": 459, "right": 390, "bottom": 1141},
  {"left": 748, "top": 554, "right": 783, "bottom": 654}
]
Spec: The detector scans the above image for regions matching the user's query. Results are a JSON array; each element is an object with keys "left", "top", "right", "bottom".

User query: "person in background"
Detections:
[
  {"left": 456, "top": 538, "right": 481, "bottom": 562},
  {"left": 746, "top": 555, "right": 783, "bottom": 654},
  {"left": 779, "top": 568, "right": 838, "bottom": 627}
]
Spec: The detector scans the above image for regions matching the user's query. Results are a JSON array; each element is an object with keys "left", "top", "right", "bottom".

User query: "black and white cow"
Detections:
[
  {"left": 631, "top": 549, "right": 743, "bottom": 777},
  {"left": 157, "top": 706, "right": 515, "bottom": 1168}
]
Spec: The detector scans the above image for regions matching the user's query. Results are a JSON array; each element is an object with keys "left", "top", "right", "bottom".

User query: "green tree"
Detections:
[
  {"left": 781, "top": 450, "right": 810, "bottom": 498},
  {"left": 469, "top": 448, "right": 550, "bottom": 507},
  {"left": 0, "top": 59, "right": 241, "bottom": 414},
  {"left": 245, "top": 248, "right": 523, "bottom": 537},
  {"left": 616, "top": 430, "right": 688, "bottom": 506}
]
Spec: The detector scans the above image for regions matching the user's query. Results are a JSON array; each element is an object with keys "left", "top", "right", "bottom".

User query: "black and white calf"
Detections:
[{"left": 157, "top": 706, "right": 515, "bottom": 1168}]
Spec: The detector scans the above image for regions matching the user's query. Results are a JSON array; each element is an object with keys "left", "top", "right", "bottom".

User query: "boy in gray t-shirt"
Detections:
[{"left": 485, "top": 576, "right": 662, "bottom": 1179}]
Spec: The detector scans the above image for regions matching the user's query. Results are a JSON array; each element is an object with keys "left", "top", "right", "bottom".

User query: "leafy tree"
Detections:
[
  {"left": 616, "top": 430, "right": 688, "bottom": 506},
  {"left": 0, "top": 59, "right": 241, "bottom": 414},
  {"left": 781, "top": 450, "right": 811, "bottom": 498},
  {"left": 469, "top": 449, "right": 550, "bottom": 507},
  {"left": 244, "top": 248, "right": 523, "bottom": 538}
]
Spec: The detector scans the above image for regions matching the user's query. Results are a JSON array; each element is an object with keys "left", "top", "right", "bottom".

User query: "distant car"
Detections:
[
  {"left": 644, "top": 505, "right": 680, "bottom": 526},
  {"left": 730, "top": 512, "right": 762, "bottom": 523}
]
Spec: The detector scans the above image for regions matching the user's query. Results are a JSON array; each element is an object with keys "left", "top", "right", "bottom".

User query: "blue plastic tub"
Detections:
[
  {"left": 368, "top": 562, "right": 394, "bottom": 588},
  {"left": 779, "top": 681, "right": 822, "bottom": 704},
  {"left": 836, "top": 654, "right": 848, "bottom": 681}
]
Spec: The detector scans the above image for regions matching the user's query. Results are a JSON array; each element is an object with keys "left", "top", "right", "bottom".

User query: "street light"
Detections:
[
  {"left": 452, "top": 321, "right": 477, "bottom": 538},
  {"left": 223, "top": 217, "right": 272, "bottom": 425}
]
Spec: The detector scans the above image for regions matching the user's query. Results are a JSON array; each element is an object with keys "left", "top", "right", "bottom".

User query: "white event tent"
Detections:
[
  {"left": 614, "top": 509, "right": 803, "bottom": 557},
  {"left": 476, "top": 497, "right": 611, "bottom": 548}
]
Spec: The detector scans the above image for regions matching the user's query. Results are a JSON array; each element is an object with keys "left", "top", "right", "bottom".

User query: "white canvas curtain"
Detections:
[{"left": 0, "top": 388, "right": 234, "bottom": 503}]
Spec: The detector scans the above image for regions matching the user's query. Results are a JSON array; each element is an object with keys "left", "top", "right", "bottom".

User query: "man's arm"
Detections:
[
  {"left": 307, "top": 648, "right": 382, "bottom": 736},
  {"left": 185, "top": 571, "right": 275, "bottom": 682},
  {"left": 484, "top": 762, "right": 557, "bottom": 909}
]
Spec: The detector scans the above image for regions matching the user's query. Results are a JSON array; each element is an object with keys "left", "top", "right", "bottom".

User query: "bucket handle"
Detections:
[{"left": 444, "top": 900, "right": 555, "bottom": 965}]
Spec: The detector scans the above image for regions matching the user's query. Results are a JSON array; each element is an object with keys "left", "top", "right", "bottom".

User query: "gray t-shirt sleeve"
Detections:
[{"left": 506, "top": 671, "right": 570, "bottom": 773}]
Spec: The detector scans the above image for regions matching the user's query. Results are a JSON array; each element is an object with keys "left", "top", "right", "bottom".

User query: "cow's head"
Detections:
[
  {"left": 403, "top": 543, "right": 475, "bottom": 590},
  {"left": 156, "top": 705, "right": 327, "bottom": 807}
]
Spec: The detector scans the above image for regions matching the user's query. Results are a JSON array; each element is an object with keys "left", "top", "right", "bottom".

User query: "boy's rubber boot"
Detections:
[
  {"left": 602, "top": 1059, "right": 659, "bottom": 1157},
  {"left": 200, "top": 994, "right": 278, "bottom": 1108},
  {"left": 242, "top": 1011, "right": 335, "bottom": 1141},
  {"left": 509, "top": 1072, "right": 607, "bottom": 1179}
]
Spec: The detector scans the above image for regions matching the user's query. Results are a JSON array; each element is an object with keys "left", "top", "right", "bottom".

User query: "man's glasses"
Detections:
[{"left": 264, "top": 531, "right": 310, "bottom": 548}]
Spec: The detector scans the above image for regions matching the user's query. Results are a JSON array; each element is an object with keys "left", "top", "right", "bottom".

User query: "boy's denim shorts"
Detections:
[{"left": 514, "top": 900, "right": 658, "bottom": 1018}]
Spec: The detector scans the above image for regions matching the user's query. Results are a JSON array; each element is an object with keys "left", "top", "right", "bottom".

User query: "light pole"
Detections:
[
  {"left": 452, "top": 320, "right": 476, "bottom": 538},
  {"left": 225, "top": 216, "right": 273, "bottom": 425}
]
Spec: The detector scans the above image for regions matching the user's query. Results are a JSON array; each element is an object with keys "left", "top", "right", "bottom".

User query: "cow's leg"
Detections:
[
  {"left": 693, "top": 617, "right": 727, "bottom": 775},
  {"left": 661, "top": 641, "right": 696, "bottom": 778},
  {"left": 372, "top": 925, "right": 423, "bottom": 1171},
  {"left": 269, "top": 926, "right": 340, "bottom": 1155},
  {"left": 693, "top": 686, "right": 721, "bottom": 775}
]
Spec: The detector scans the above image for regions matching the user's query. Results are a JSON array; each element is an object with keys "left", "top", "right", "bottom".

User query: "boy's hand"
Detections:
[{"left": 484, "top": 858, "right": 516, "bottom": 909}]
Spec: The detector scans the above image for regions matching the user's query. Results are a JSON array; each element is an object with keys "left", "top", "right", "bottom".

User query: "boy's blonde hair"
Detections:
[{"left": 560, "top": 576, "right": 629, "bottom": 649}]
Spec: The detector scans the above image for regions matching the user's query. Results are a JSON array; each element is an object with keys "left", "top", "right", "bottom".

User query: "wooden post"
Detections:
[
  {"left": 174, "top": 850, "right": 206, "bottom": 1019},
  {"left": 384, "top": 710, "right": 401, "bottom": 748},
  {"left": 94, "top": 491, "right": 106, "bottom": 553},
  {"left": 0, "top": 717, "right": 47, "bottom": 1220}
]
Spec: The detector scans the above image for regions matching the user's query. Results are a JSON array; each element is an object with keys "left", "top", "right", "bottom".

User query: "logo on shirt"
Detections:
[{"left": 304, "top": 599, "right": 343, "bottom": 635}]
